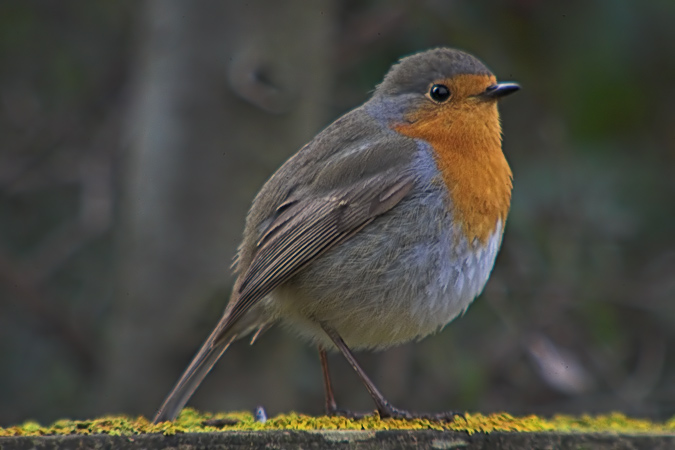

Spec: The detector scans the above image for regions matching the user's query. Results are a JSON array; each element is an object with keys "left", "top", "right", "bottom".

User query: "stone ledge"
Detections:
[{"left": 2, "top": 430, "right": 675, "bottom": 450}]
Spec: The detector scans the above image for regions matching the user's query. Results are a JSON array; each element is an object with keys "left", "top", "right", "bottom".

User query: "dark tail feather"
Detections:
[{"left": 152, "top": 328, "right": 238, "bottom": 423}]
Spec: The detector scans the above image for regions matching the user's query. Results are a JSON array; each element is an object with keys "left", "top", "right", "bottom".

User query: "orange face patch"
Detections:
[{"left": 394, "top": 74, "right": 512, "bottom": 245}]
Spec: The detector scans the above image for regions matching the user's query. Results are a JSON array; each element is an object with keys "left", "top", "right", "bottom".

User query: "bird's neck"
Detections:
[{"left": 394, "top": 104, "right": 512, "bottom": 245}]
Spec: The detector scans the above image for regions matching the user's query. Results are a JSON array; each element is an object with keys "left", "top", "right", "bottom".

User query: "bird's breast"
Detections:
[
  {"left": 268, "top": 148, "right": 506, "bottom": 350},
  {"left": 393, "top": 102, "right": 512, "bottom": 245}
]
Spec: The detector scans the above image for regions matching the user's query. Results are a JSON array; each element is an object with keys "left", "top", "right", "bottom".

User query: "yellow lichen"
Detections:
[{"left": 0, "top": 409, "right": 673, "bottom": 437}]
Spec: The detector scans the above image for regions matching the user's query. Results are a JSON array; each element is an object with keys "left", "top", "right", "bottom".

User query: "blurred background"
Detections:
[{"left": 1, "top": 0, "right": 675, "bottom": 426}]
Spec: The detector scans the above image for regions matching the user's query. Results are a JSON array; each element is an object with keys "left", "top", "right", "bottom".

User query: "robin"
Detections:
[{"left": 153, "top": 47, "right": 519, "bottom": 423}]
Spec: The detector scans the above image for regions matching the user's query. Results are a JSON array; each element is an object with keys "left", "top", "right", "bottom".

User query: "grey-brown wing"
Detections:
[
  {"left": 152, "top": 168, "right": 414, "bottom": 423},
  {"left": 219, "top": 168, "right": 415, "bottom": 338}
]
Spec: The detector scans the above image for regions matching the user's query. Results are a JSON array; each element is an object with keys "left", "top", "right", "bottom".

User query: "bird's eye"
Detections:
[{"left": 429, "top": 84, "right": 451, "bottom": 102}]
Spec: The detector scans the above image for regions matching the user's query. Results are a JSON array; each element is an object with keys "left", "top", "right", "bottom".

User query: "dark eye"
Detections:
[{"left": 429, "top": 84, "right": 451, "bottom": 102}]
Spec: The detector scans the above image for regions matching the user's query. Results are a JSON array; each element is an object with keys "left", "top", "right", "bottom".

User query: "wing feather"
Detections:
[{"left": 219, "top": 169, "right": 415, "bottom": 338}]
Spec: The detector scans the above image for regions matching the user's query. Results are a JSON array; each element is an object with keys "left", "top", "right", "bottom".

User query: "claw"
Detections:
[
  {"left": 326, "top": 408, "right": 373, "bottom": 420},
  {"left": 377, "top": 404, "right": 464, "bottom": 422}
]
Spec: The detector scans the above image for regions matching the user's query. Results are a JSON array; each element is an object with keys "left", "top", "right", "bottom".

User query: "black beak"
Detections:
[{"left": 478, "top": 82, "right": 520, "bottom": 101}]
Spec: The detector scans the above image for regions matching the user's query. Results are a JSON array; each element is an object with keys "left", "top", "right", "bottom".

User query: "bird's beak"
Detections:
[{"left": 478, "top": 82, "right": 520, "bottom": 101}]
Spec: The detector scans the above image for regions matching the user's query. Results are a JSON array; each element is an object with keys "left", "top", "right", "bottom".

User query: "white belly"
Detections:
[{"left": 268, "top": 192, "right": 504, "bottom": 350}]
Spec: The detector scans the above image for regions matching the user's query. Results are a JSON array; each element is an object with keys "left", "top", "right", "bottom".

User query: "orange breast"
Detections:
[{"left": 393, "top": 75, "right": 512, "bottom": 245}]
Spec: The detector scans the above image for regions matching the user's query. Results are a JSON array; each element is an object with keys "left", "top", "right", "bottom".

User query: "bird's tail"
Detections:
[{"left": 152, "top": 309, "right": 267, "bottom": 423}]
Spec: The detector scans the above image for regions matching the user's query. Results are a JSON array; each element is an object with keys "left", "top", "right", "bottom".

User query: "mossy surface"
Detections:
[{"left": 1, "top": 408, "right": 674, "bottom": 437}]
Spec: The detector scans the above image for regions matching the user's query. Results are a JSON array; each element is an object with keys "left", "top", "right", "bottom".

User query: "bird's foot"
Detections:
[
  {"left": 377, "top": 402, "right": 464, "bottom": 422},
  {"left": 325, "top": 403, "right": 463, "bottom": 422},
  {"left": 325, "top": 406, "right": 372, "bottom": 420}
]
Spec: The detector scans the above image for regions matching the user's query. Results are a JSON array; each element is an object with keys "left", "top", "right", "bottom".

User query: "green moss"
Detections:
[{"left": 1, "top": 409, "right": 673, "bottom": 437}]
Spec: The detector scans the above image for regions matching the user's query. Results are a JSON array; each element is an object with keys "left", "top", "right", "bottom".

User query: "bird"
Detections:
[{"left": 152, "top": 47, "right": 519, "bottom": 423}]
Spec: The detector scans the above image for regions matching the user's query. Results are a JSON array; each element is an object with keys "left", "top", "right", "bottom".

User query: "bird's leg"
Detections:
[
  {"left": 320, "top": 322, "right": 411, "bottom": 419},
  {"left": 318, "top": 346, "right": 371, "bottom": 419},
  {"left": 320, "top": 322, "right": 462, "bottom": 422},
  {"left": 318, "top": 346, "right": 338, "bottom": 414}
]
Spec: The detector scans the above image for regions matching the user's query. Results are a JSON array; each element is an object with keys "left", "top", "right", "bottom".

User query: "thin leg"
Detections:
[
  {"left": 318, "top": 346, "right": 338, "bottom": 414},
  {"left": 320, "top": 322, "right": 462, "bottom": 421},
  {"left": 320, "top": 322, "right": 409, "bottom": 419}
]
